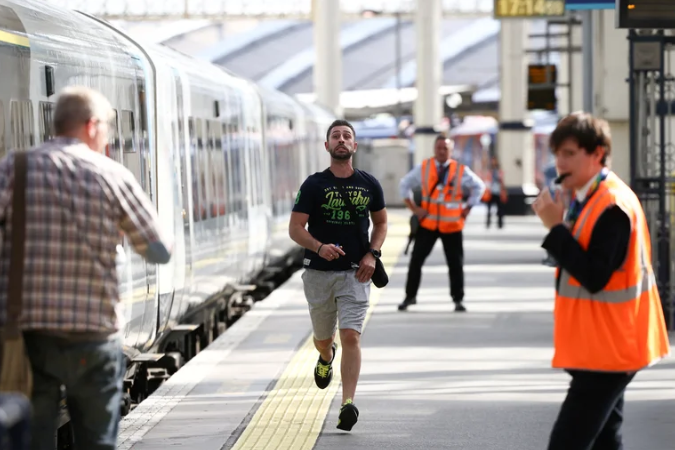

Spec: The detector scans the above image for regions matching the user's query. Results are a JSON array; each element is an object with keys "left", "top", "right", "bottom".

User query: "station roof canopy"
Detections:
[{"left": 296, "top": 85, "right": 476, "bottom": 119}]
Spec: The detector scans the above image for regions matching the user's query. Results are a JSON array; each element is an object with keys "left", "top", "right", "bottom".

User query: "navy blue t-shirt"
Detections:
[{"left": 292, "top": 168, "right": 385, "bottom": 271}]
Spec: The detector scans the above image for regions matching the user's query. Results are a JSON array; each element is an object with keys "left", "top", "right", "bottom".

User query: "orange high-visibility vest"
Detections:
[
  {"left": 553, "top": 172, "right": 670, "bottom": 372},
  {"left": 419, "top": 158, "right": 465, "bottom": 234}
]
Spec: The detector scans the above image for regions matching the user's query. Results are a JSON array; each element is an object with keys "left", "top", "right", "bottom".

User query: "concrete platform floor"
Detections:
[
  {"left": 119, "top": 208, "right": 675, "bottom": 450},
  {"left": 315, "top": 209, "right": 675, "bottom": 450}
]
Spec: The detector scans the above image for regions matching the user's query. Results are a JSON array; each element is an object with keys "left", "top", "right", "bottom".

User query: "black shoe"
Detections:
[
  {"left": 398, "top": 297, "right": 416, "bottom": 311},
  {"left": 454, "top": 302, "right": 467, "bottom": 312},
  {"left": 337, "top": 399, "right": 359, "bottom": 431},
  {"left": 314, "top": 342, "right": 337, "bottom": 389}
]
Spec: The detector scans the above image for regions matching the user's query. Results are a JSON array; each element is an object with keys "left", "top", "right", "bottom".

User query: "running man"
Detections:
[{"left": 288, "top": 119, "right": 387, "bottom": 431}]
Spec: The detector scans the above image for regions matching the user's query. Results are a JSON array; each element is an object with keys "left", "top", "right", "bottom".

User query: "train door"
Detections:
[
  {"left": 137, "top": 78, "right": 158, "bottom": 341},
  {"left": 120, "top": 74, "right": 153, "bottom": 346},
  {"left": 221, "top": 89, "right": 233, "bottom": 271},
  {"left": 120, "top": 104, "right": 147, "bottom": 349},
  {"left": 187, "top": 116, "right": 202, "bottom": 280},
  {"left": 203, "top": 118, "right": 218, "bottom": 261},
  {"left": 108, "top": 108, "right": 136, "bottom": 344},
  {"left": 208, "top": 117, "right": 225, "bottom": 267},
  {"left": 193, "top": 116, "right": 207, "bottom": 278},
  {"left": 228, "top": 93, "right": 246, "bottom": 281},
  {"left": 221, "top": 118, "right": 231, "bottom": 267},
  {"left": 154, "top": 63, "right": 187, "bottom": 335},
  {"left": 173, "top": 67, "right": 193, "bottom": 320},
  {"left": 224, "top": 89, "right": 243, "bottom": 279},
  {"left": 241, "top": 94, "right": 257, "bottom": 275}
]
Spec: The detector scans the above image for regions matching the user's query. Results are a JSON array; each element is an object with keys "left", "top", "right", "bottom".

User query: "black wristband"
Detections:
[{"left": 317, "top": 243, "right": 324, "bottom": 254}]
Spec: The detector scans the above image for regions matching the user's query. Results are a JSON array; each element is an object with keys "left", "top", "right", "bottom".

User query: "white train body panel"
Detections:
[{"left": 0, "top": 0, "right": 333, "bottom": 355}]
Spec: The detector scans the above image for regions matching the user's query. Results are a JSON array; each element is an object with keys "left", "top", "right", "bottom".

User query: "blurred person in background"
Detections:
[
  {"left": 398, "top": 133, "right": 485, "bottom": 312},
  {"left": 483, "top": 155, "right": 507, "bottom": 229}
]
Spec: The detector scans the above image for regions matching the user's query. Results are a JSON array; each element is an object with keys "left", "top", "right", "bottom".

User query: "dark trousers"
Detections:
[
  {"left": 24, "top": 332, "right": 125, "bottom": 450},
  {"left": 486, "top": 195, "right": 504, "bottom": 228},
  {"left": 548, "top": 370, "right": 636, "bottom": 450},
  {"left": 405, "top": 226, "right": 464, "bottom": 302}
]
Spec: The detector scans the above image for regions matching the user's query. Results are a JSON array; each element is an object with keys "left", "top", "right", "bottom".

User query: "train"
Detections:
[{"left": 0, "top": 0, "right": 334, "bottom": 430}]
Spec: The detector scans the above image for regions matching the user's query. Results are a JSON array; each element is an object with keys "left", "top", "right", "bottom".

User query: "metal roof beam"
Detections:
[{"left": 47, "top": 0, "right": 494, "bottom": 21}]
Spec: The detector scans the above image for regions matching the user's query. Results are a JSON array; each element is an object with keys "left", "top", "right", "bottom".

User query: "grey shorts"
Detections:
[{"left": 301, "top": 268, "right": 371, "bottom": 340}]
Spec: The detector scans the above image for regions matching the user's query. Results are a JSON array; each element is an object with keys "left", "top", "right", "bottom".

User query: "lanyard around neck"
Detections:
[{"left": 565, "top": 168, "right": 609, "bottom": 227}]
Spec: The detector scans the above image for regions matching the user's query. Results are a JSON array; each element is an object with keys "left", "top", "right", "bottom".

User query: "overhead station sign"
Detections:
[
  {"left": 616, "top": 0, "right": 675, "bottom": 29},
  {"left": 527, "top": 64, "right": 558, "bottom": 111},
  {"left": 493, "top": 0, "right": 566, "bottom": 18},
  {"left": 565, "top": 0, "right": 616, "bottom": 9}
]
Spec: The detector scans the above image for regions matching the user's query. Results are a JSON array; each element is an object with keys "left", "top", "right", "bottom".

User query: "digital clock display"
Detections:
[{"left": 493, "top": 0, "right": 566, "bottom": 18}]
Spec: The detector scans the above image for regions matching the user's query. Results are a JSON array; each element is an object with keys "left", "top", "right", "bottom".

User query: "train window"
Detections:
[
  {"left": 0, "top": 100, "right": 5, "bottom": 159},
  {"left": 247, "top": 130, "right": 257, "bottom": 207},
  {"left": 108, "top": 110, "right": 121, "bottom": 163},
  {"left": 10, "top": 100, "right": 35, "bottom": 151},
  {"left": 188, "top": 117, "right": 200, "bottom": 223},
  {"left": 174, "top": 80, "right": 188, "bottom": 228},
  {"left": 38, "top": 101, "right": 55, "bottom": 143},
  {"left": 210, "top": 120, "right": 224, "bottom": 217},
  {"left": 228, "top": 97, "right": 241, "bottom": 215},
  {"left": 221, "top": 122, "right": 232, "bottom": 218},
  {"left": 266, "top": 118, "right": 276, "bottom": 216},
  {"left": 226, "top": 122, "right": 237, "bottom": 215},
  {"left": 196, "top": 118, "right": 207, "bottom": 221},
  {"left": 204, "top": 119, "right": 215, "bottom": 219},
  {"left": 253, "top": 136, "right": 263, "bottom": 206},
  {"left": 121, "top": 110, "right": 135, "bottom": 153}
]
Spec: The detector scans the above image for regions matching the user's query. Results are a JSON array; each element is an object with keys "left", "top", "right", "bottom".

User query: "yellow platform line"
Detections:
[{"left": 230, "top": 215, "right": 410, "bottom": 450}]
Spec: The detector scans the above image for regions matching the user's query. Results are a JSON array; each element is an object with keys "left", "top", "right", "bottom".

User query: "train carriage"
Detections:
[{"left": 0, "top": 1, "right": 333, "bottom": 439}]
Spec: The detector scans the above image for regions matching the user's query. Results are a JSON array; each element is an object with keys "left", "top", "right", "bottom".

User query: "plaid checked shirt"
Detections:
[{"left": 0, "top": 137, "right": 170, "bottom": 335}]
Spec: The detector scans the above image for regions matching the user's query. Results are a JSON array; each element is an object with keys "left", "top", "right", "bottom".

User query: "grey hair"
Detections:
[{"left": 53, "top": 86, "right": 114, "bottom": 136}]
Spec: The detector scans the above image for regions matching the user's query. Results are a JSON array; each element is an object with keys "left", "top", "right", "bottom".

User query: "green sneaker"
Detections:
[
  {"left": 337, "top": 399, "right": 359, "bottom": 431},
  {"left": 314, "top": 342, "right": 337, "bottom": 389}
]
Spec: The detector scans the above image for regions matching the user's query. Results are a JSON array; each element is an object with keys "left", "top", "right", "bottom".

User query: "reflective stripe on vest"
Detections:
[
  {"left": 552, "top": 172, "right": 671, "bottom": 372},
  {"left": 557, "top": 188, "right": 655, "bottom": 304}
]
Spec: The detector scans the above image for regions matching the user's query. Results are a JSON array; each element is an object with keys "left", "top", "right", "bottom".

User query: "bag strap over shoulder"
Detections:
[{"left": 6, "top": 152, "right": 28, "bottom": 339}]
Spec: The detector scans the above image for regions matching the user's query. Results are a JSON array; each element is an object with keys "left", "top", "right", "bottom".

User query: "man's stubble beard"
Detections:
[{"left": 330, "top": 146, "right": 353, "bottom": 161}]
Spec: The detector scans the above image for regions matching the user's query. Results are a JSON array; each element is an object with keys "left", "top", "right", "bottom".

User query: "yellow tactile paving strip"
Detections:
[{"left": 230, "top": 214, "right": 410, "bottom": 450}]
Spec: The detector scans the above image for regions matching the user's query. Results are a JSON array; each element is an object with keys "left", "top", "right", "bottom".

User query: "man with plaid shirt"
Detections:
[{"left": 0, "top": 86, "right": 172, "bottom": 450}]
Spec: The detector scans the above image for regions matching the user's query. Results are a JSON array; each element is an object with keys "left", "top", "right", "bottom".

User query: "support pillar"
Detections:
[
  {"left": 581, "top": 10, "right": 594, "bottom": 114},
  {"left": 413, "top": 0, "right": 442, "bottom": 166},
  {"left": 313, "top": 0, "right": 342, "bottom": 117},
  {"left": 498, "top": 19, "right": 536, "bottom": 215},
  {"left": 557, "top": 21, "right": 583, "bottom": 116},
  {"left": 592, "top": 10, "right": 630, "bottom": 183}
]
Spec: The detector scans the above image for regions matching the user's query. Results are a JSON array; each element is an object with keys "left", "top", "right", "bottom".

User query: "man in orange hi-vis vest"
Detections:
[
  {"left": 398, "top": 133, "right": 486, "bottom": 312},
  {"left": 532, "top": 112, "right": 670, "bottom": 450}
]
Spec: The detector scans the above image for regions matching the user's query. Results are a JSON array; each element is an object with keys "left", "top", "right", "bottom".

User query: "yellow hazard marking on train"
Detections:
[
  {"left": 229, "top": 214, "right": 410, "bottom": 450},
  {"left": 0, "top": 30, "right": 29, "bottom": 47}
]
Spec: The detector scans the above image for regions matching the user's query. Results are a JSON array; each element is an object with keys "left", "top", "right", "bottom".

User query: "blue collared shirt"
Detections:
[{"left": 399, "top": 159, "right": 486, "bottom": 207}]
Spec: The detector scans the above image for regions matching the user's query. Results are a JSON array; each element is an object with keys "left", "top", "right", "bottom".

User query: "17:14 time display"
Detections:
[{"left": 494, "top": 0, "right": 566, "bottom": 18}]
